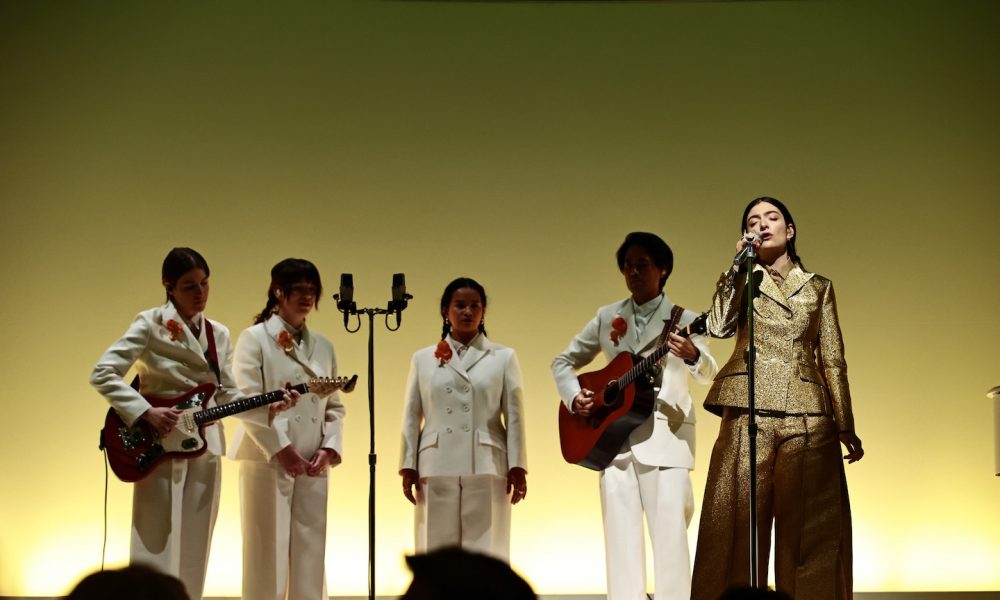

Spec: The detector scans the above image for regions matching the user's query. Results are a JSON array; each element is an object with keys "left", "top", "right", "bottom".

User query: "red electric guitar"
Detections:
[
  {"left": 558, "top": 314, "right": 706, "bottom": 471},
  {"left": 101, "top": 375, "right": 357, "bottom": 482}
]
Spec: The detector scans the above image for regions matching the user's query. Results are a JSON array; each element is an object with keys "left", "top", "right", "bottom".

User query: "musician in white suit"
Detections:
[
  {"left": 551, "top": 232, "right": 718, "bottom": 600},
  {"left": 228, "top": 258, "right": 346, "bottom": 600},
  {"left": 400, "top": 277, "right": 527, "bottom": 562},
  {"left": 91, "top": 248, "right": 294, "bottom": 600}
]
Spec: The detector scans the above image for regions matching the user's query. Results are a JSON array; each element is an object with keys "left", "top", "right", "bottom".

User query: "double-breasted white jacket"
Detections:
[
  {"left": 551, "top": 295, "right": 718, "bottom": 468},
  {"left": 227, "top": 314, "right": 346, "bottom": 600},
  {"left": 400, "top": 334, "right": 526, "bottom": 479},
  {"left": 228, "top": 314, "right": 345, "bottom": 462}
]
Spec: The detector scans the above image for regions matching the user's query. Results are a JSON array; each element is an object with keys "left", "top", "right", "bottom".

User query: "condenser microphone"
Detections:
[
  {"left": 390, "top": 273, "right": 412, "bottom": 323},
  {"left": 336, "top": 273, "right": 354, "bottom": 326}
]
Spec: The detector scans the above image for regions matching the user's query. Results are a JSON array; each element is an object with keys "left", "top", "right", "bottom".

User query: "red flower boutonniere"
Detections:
[
  {"left": 610, "top": 316, "right": 628, "bottom": 347},
  {"left": 277, "top": 330, "right": 295, "bottom": 355},
  {"left": 165, "top": 319, "right": 184, "bottom": 341},
  {"left": 434, "top": 339, "right": 453, "bottom": 367}
]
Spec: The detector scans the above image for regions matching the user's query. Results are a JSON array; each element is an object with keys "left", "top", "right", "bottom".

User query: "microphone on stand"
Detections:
[
  {"left": 335, "top": 273, "right": 355, "bottom": 327},
  {"left": 389, "top": 273, "right": 412, "bottom": 324},
  {"left": 733, "top": 232, "right": 762, "bottom": 266}
]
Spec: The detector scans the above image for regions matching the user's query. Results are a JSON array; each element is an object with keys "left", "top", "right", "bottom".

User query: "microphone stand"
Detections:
[
  {"left": 334, "top": 287, "right": 410, "bottom": 600},
  {"left": 739, "top": 242, "right": 761, "bottom": 588}
]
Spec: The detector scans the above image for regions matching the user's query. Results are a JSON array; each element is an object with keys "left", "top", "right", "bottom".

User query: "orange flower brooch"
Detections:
[
  {"left": 165, "top": 319, "right": 184, "bottom": 341},
  {"left": 434, "top": 339, "right": 453, "bottom": 367},
  {"left": 278, "top": 330, "right": 295, "bottom": 355},
  {"left": 610, "top": 316, "right": 628, "bottom": 347}
]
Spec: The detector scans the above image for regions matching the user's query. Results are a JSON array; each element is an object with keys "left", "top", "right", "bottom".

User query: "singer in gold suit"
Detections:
[{"left": 691, "top": 197, "right": 864, "bottom": 600}]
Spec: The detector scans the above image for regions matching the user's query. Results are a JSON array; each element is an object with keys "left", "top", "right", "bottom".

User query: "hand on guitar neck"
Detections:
[
  {"left": 267, "top": 385, "right": 302, "bottom": 420},
  {"left": 572, "top": 324, "right": 700, "bottom": 417},
  {"left": 559, "top": 313, "right": 708, "bottom": 471}
]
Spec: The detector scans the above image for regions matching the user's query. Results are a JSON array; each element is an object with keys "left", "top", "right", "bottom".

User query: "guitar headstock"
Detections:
[
  {"left": 306, "top": 374, "right": 359, "bottom": 397},
  {"left": 675, "top": 313, "right": 708, "bottom": 338}
]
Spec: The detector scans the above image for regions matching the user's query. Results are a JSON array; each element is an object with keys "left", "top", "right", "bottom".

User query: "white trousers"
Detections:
[
  {"left": 600, "top": 451, "right": 694, "bottom": 600},
  {"left": 130, "top": 453, "right": 221, "bottom": 600},
  {"left": 238, "top": 461, "right": 329, "bottom": 600},
  {"left": 415, "top": 474, "right": 511, "bottom": 562}
]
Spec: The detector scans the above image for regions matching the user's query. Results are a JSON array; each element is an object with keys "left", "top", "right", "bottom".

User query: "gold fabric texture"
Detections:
[
  {"left": 705, "top": 265, "right": 855, "bottom": 433},
  {"left": 692, "top": 264, "right": 857, "bottom": 600},
  {"left": 691, "top": 412, "right": 852, "bottom": 600}
]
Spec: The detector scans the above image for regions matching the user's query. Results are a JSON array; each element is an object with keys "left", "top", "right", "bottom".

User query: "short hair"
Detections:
[
  {"left": 66, "top": 564, "right": 190, "bottom": 600},
  {"left": 615, "top": 231, "right": 673, "bottom": 290},
  {"left": 401, "top": 548, "right": 536, "bottom": 600}
]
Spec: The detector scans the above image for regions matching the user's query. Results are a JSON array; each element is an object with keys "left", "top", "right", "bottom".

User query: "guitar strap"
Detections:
[
  {"left": 203, "top": 319, "right": 222, "bottom": 385},
  {"left": 654, "top": 304, "right": 686, "bottom": 366}
]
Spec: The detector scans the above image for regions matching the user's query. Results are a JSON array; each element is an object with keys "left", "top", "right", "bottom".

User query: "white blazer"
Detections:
[
  {"left": 227, "top": 314, "right": 346, "bottom": 462},
  {"left": 400, "top": 335, "right": 527, "bottom": 478},
  {"left": 551, "top": 295, "right": 718, "bottom": 469},
  {"left": 90, "top": 302, "right": 240, "bottom": 456}
]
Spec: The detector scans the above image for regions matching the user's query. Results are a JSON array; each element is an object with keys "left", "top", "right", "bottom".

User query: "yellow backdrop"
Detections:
[{"left": 1, "top": 0, "right": 998, "bottom": 596}]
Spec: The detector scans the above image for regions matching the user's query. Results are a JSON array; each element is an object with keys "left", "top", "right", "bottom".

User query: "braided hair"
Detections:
[{"left": 439, "top": 277, "right": 488, "bottom": 339}]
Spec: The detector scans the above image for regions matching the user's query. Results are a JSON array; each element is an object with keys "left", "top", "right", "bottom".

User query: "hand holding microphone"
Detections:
[{"left": 733, "top": 231, "right": 762, "bottom": 266}]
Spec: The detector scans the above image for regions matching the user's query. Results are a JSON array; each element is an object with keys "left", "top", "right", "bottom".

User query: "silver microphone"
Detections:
[{"left": 733, "top": 232, "right": 761, "bottom": 265}]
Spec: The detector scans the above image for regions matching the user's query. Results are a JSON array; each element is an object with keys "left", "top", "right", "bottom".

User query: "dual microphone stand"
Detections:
[{"left": 333, "top": 273, "right": 412, "bottom": 600}]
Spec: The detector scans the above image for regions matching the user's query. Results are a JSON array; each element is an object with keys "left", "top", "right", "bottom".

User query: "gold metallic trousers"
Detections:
[{"left": 691, "top": 411, "right": 852, "bottom": 600}]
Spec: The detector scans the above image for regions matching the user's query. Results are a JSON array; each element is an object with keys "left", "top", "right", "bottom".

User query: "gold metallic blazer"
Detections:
[{"left": 704, "top": 264, "right": 855, "bottom": 433}]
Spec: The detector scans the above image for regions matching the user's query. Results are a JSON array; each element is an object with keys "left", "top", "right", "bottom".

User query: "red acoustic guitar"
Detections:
[
  {"left": 101, "top": 375, "right": 357, "bottom": 482},
  {"left": 558, "top": 314, "right": 706, "bottom": 471}
]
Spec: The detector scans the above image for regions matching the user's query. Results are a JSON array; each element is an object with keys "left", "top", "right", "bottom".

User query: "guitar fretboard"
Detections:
[
  {"left": 616, "top": 316, "right": 706, "bottom": 388},
  {"left": 619, "top": 345, "right": 672, "bottom": 388},
  {"left": 194, "top": 383, "right": 309, "bottom": 425}
]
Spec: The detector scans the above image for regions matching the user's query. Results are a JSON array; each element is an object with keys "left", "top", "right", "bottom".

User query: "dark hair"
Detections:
[
  {"left": 67, "top": 564, "right": 190, "bottom": 600},
  {"left": 615, "top": 231, "right": 673, "bottom": 291},
  {"left": 252, "top": 258, "right": 323, "bottom": 324},
  {"left": 439, "top": 277, "right": 488, "bottom": 339},
  {"left": 741, "top": 196, "right": 803, "bottom": 267},
  {"left": 402, "top": 547, "right": 536, "bottom": 600},
  {"left": 162, "top": 247, "right": 210, "bottom": 303}
]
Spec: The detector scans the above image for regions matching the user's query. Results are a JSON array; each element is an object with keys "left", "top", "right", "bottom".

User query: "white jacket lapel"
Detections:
[
  {"left": 462, "top": 336, "right": 491, "bottom": 372},
  {"left": 161, "top": 302, "right": 208, "bottom": 365},
  {"left": 265, "top": 315, "right": 317, "bottom": 377}
]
